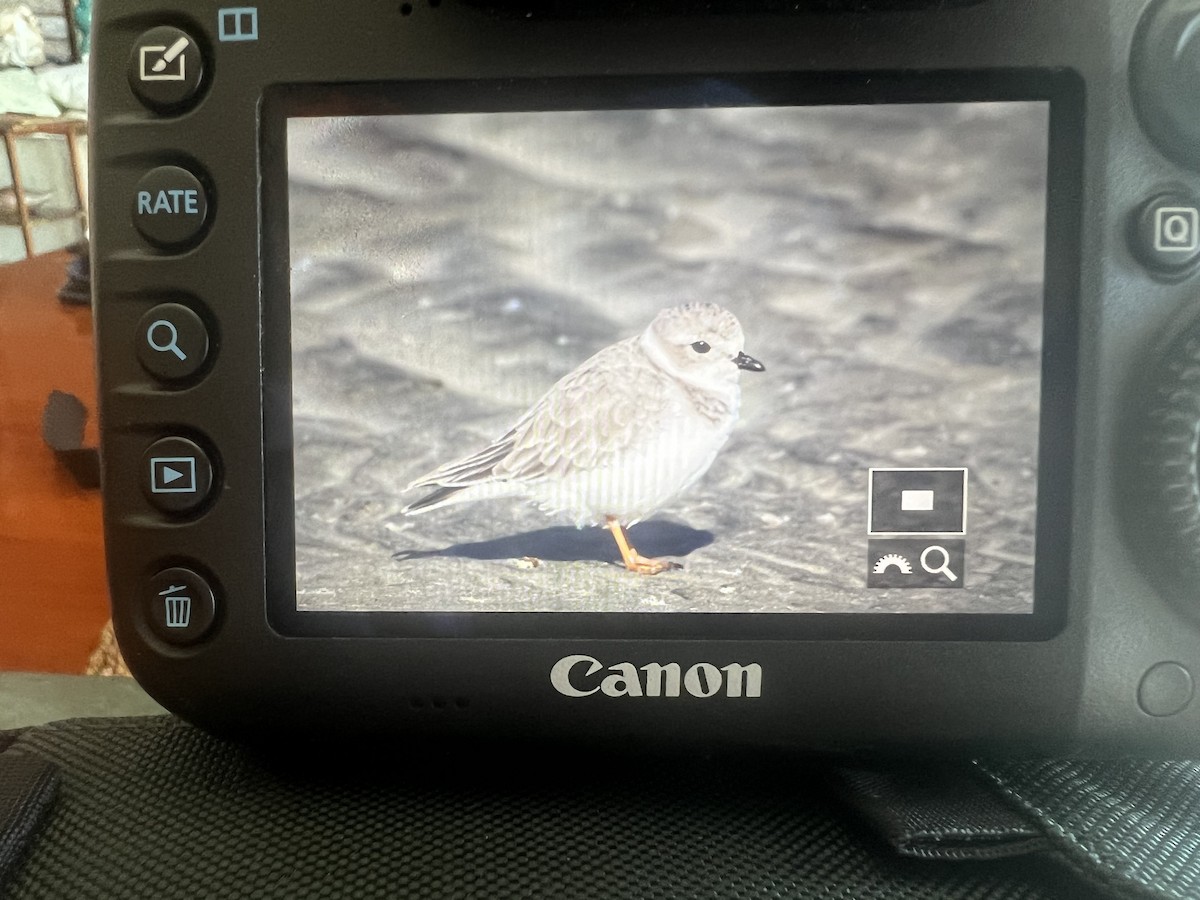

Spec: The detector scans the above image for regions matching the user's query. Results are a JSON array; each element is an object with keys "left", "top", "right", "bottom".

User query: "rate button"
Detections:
[{"left": 132, "top": 166, "right": 209, "bottom": 249}]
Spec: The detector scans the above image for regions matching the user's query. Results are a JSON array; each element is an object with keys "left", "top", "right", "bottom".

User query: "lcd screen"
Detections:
[{"left": 286, "top": 99, "right": 1050, "bottom": 614}]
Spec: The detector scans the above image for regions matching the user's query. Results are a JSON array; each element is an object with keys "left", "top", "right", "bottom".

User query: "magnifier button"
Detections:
[{"left": 136, "top": 303, "right": 209, "bottom": 382}]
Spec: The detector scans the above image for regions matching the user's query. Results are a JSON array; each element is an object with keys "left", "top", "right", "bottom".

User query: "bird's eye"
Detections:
[{"left": 691, "top": 341, "right": 711, "bottom": 354}]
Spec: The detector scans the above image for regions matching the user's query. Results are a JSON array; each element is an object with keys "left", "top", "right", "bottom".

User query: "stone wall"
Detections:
[{"left": 22, "top": 0, "right": 77, "bottom": 64}]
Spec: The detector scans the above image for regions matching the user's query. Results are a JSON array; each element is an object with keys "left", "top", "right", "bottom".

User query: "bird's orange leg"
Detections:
[{"left": 606, "top": 517, "right": 682, "bottom": 575}]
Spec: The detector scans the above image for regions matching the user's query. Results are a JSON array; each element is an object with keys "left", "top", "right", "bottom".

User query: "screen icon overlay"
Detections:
[
  {"left": 867, "top": 468, "right": 968, "bottom": 589},
  {"left": 868, "top": 539, "right": 965, "bottom": 589},
  {"left": 869, "top": 468, "right": 967, "bottom": 535}
]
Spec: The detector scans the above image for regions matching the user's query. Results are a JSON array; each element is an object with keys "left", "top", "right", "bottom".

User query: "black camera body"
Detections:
[{"left": 92, "top": 0, "right": 1200, "bottom": 753}]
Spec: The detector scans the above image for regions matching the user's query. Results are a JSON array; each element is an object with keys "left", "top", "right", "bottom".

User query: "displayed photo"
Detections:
[{"left": 287, "top": 100, "right": 1049, "bottom": 613}]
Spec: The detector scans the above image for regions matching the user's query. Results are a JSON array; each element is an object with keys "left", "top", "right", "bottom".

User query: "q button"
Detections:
[
  {"left": 136, "top": 303, "right": 209, "bottom": 382},
  {"left": 1130, "top": 192, "right": 1200, "bottom": 275}
]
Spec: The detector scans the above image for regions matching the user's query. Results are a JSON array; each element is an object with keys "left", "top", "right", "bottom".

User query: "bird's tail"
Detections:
[
  {"left": 402, "top": 484, "right": 469, "bottom": 515},
  {"left": 402, "top": 430, "right": 519, "bottom": 515}
]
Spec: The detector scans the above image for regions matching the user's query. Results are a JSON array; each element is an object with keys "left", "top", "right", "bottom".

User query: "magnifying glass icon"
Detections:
[
  {"left": 147, "top": 319, "right": 187, "bottom": 361},
  {"left": 920, "top": 545, "right": 958, "bottom": 582}
]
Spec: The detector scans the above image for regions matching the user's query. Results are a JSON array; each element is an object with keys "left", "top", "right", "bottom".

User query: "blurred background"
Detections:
[{"left": 0, "top": 0, "right": 118, "bottom": 676}]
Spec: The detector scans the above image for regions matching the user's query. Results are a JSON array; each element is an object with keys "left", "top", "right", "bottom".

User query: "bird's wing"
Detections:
[
  {"left": 405, "top": 428, "right": 518, "bottom": 488},
  {"left": 494, "top": 336, "right": 675, "bottom": 482},
  {"left": 407, "top": 336, "right": 673, "bottom": 490}
]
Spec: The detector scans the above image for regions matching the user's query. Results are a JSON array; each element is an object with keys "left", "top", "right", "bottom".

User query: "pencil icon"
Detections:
[{"left": 151, "top": 37, "right": 189, "bottom": 73}]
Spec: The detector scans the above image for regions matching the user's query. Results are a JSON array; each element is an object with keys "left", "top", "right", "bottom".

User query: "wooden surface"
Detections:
[{"left": 0, "top": 249, "right": 109, "bottom": 673}]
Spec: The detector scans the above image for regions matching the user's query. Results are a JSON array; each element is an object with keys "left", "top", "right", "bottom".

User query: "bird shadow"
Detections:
[{"left": 392, "top": 520, "right": 714, "bottom": 565}]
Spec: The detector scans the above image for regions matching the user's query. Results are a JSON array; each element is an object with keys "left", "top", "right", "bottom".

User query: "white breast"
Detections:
[{"left": 529, "top": 385, "right": 739, "bottom": 526}]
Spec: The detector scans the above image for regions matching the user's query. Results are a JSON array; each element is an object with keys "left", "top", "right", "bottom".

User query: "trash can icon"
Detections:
[{"left": 159, "top": 584, "right": 192, "bottom": 628}]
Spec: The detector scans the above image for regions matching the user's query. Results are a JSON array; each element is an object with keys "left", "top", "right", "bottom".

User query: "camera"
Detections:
[{"left": 92, "top": 0, "right": 1200, "bottom": 753}]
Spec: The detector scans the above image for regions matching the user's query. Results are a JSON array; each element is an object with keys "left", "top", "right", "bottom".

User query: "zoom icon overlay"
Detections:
[
  {"left": 866, "top": 467, "right": 968, "bottom": 589},
  {"left": 868, "top": 539, "right": 965, "bottom": 589}
]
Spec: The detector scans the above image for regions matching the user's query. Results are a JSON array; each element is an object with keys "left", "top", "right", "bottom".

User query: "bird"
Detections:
[{"left": 402, "top": 302, "right": 765, "bottom": 574}]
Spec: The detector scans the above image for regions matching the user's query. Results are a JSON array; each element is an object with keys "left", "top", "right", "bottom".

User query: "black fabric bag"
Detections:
[{"left": 1, "top": 717, "right": 1198, "bottom": 899}]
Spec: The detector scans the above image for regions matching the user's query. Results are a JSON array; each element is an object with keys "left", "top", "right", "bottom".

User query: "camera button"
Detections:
[
  {"left": 141, "top": 436, "right": 215, "bottom": 515},
  {"left": 137, "top": 303, "right": 210, "bottom": 383},
  {"left": 145, "top": 567, "right": 217, "bottom": 646},
  {"left": 133, "top": 166, "right": 210, "bottom": 250},
  {"left": 128, "top": 26, "right": 205, "bottom": 113},
  {"left": 1130, "top": 193, "right": 1200, "bottom": 275},
  {"left": 1131, "top": 1, "right": 1200, "bottom": 171},
  {"left": 1138, "top": 662, "right": 1194, "bottom": 718}
]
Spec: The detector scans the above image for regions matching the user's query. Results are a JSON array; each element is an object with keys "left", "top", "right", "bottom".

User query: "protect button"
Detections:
[
  {"left": 127, "top": 26, "right": 205, "bottom": 113},
  {"left": 1130, "top": 193, "right": 1200, "bottom": 275},
  {"left": 136, "top": 303, "right": 209, "bottom": 382},
  {"left": 146, "top": 567, "right": 217, "bottom": 646},
  {"left": 133, "top": 166, "right": 209, "bottom": 249}
]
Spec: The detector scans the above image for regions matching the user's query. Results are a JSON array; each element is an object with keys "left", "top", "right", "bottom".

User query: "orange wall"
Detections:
[{"left": 0, "top": 250, "right": 110, "bottom": 672}]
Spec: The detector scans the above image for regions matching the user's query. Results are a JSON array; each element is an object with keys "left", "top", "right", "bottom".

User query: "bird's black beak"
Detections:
[{"left": 734, "top": 351, "right": 765, "bottom": 372}]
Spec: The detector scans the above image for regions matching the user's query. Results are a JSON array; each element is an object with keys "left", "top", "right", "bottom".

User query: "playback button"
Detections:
[{"left": 140, "top": 436, "right": 215, "bottom": 515}]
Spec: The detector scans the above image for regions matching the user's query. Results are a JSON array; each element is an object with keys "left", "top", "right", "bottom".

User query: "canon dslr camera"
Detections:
[{"left": 91, "top": 0, "right": 1200, "bottom": 753}]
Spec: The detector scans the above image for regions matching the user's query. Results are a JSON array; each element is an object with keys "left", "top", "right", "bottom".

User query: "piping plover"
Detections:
[{"left": 403, "top": 303, "right": 764, "bottom": 574}]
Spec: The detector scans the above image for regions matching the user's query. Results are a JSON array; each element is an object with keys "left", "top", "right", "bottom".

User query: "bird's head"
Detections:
[{"left": 642, "top": 303, "right": 765, "bottom": 389}]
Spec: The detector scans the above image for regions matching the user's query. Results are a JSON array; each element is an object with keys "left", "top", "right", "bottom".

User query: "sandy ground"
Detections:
[{"left": 287, "top": 101, "right": 1047, "bottom": 613}]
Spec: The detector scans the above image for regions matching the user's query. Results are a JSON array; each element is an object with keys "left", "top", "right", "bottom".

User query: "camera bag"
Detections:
[{"left": 1, "top": 716, "right": 1197, "bottom": 898}]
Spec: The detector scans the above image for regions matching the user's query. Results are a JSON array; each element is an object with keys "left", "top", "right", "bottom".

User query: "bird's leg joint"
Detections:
[{"left": 605, "top": 516, "right": 682, "bottom": 575}]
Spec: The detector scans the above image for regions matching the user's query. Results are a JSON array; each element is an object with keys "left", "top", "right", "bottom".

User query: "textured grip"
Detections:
[
  {"left": 1151, "top": 349, "right": 1200, "bottom": 548},
  {"left": 1125, "top": 320, "right": 1200, "bottom": 610}
]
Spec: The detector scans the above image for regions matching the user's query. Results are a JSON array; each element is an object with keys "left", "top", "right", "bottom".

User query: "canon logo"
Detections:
[{"left": 550, "top": 654, "right": 762, "bottom": 699}]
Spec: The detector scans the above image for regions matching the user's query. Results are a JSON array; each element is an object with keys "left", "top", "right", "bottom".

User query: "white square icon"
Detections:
[
  {"left": 900, "top": 489, "right": 935, "bottom": 511},
  {"left": 868, "top": 467, "right": 968, "bottom": 536}
]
